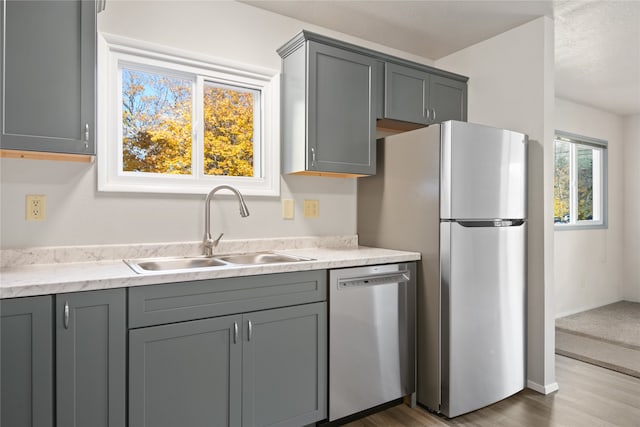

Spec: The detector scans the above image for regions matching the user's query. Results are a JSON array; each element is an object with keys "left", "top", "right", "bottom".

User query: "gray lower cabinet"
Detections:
[
  {"left": 384, "top": 62, "right": 467, "bottom": 126},
  {"left": 0, "top": 0, "right": 96, "bottom": 155},
  {"left": 242, "top": 303, "right": 327, "bottom": 427},
  {"left": 129, "top": 303, "right": 326, "bottom": 427},
  {"left": 56, "top": 289, "right": 126, "bottom": 427},
  {"left": 129, "top": 315, "right": 243, "bottom": 427},
  {"left": 128, "top": 270, "right": 328, "bottom": 427},
  {"left": 279, "top": 36, "right": 378, "bottom": 176},
  {"left": 0, "top": 296, "right": 54, "bottom": 427}
]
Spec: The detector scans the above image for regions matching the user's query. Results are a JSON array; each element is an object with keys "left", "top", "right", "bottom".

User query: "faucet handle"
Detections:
[{"left": 214, "top": 233, "right": 224, "bottom": 245}]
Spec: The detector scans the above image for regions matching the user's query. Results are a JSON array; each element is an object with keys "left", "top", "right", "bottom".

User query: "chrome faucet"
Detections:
[{"left": 203, "top": 185, "right": 250, "bottom": 256}]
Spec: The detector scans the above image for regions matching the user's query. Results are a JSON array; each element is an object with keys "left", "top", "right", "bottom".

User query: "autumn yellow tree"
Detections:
[
  {"left": 203, "top": 84, "right": 255, "bottom": 176},
  {"left": 122, "top": 69, "right": 255, "bottom": 177},
  {"left": 122, "top": 70, "right": 192, "bottom": 174}
]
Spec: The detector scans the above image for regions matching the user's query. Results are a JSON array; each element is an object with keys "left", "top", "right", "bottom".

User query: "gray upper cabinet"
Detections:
[
  {"left": 0, "top": 0, "right": 96, "bottom": 155},
  {"left": 428, "top": 74, "right": 468, "bottom": 124},
  {"left": 56, "top": 289, "right": 126, "bottom": 427},
  {"left": 279, "top": 34, "right": 378, "bottom": 176},
  {"left": 1, "top": 296, "right": 53, "bottom": 427},
  {"left": 384, "top": 62, "right": 467, "bottom": 126},
  {"left": 384, "top": 62, "right": 430, "bottom": 125},
  {"left": 278, "top": 31, "right": 468, "bottom": 177},
  {"left": 242, "top": 302, "right": 327, "bottom": 427}
]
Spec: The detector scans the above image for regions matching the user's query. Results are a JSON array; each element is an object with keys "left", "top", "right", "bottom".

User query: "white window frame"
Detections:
[
  {"left": 97, "top": 33, "right": 280, "bottom": 196},
  {"left": 554, "top": 130, "right": 608, "bottom": 230}
]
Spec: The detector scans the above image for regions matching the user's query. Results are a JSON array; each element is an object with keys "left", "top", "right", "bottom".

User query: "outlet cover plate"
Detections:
[{"left": 26, "top": 194, "right": 46, "bottom": 221}]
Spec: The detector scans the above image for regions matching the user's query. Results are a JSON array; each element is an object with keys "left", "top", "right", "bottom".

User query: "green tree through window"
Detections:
[{"left": 553, "top": 132, "right": 607, "bottom": 228}]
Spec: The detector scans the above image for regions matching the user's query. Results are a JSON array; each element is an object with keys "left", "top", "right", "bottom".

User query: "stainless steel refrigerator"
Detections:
[{"left": 358, "top": 120, "right": 527, "bottom": 418}]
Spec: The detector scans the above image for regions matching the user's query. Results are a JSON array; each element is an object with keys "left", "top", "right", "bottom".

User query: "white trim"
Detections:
[
  {"left": 527, "top": 380, "right": 559, "bottom": 395},
  {"left": 97, "top": 33, "right": 280, "bottom": 196}
]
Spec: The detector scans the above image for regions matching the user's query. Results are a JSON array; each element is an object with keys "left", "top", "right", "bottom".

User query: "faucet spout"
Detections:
[{"left": 203, "top": 185, "right": 250, "bottom": 256}]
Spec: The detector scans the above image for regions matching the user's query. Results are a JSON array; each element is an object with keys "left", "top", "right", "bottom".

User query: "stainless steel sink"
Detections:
[
  {"left": 124, "top": 256, "right": 228, "bottom": 274},
  {"left": 124, "top": 252, "right": 312, "bottom": 274},
  {"left": 215, "top": 252, "right": 311, "bottom": 265}
]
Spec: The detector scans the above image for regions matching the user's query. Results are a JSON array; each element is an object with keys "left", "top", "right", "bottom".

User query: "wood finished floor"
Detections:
[{"left": 343, "top": 355, "right": 640, "bottom": 427}]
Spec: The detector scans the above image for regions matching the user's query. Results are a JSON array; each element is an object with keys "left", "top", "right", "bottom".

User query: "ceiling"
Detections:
[{"left": 243, "top": 0, "right": 640, "bottom": 116}]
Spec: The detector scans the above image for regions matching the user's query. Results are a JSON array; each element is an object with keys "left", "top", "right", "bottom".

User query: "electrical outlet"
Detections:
[
  {"left": 282, "top": 199, "right": 295, "bottom": 220},
  {"left": 26, "top": 194, "right": 46, "bottom": 221},
  {"left": 303, "top": 199, "right": 319, "bottom": 218}
]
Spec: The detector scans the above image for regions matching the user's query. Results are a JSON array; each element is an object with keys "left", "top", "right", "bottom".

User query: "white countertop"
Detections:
[{"left": 0, "top": 243, "right": 420, "bottom": 299}]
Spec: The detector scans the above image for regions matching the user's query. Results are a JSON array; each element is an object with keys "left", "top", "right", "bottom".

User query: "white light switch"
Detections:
[
  {"left": 282, "top": 199, "right": 294, "bottom": 219},
  {"left": 303, "top": 199, "right": 319, "bottom": 218}
]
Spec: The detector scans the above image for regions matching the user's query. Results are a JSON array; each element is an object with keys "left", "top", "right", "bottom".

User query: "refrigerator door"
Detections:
[
  {"left": 440, "top": 121, "right": 527, "bottom": 220},
  {"left": 440, "top": 221, "right": 526, "bottom": 418}
]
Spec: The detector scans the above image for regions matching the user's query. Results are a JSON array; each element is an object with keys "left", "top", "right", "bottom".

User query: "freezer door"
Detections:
[
  {"left": 440, "top": 221, "right": 526, "bottom": 418},
  {"left": 440, "top": 121, "right": 527, "bottom": 220}
]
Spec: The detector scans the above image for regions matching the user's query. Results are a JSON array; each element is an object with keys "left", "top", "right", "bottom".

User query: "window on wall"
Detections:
[
  {"left": 554, "top": 131, "right": 608, "bottom": 229},
  {"left": 98, "top": 34, "right": 279, "bottom": 196}
]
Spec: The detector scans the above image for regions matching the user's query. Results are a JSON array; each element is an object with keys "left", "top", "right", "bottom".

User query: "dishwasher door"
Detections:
[{"left": 329, "top": 263, "right": 416, "bottom": 421}]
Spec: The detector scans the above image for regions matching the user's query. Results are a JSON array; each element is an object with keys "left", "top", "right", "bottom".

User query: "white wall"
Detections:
[
  {"left": 0, "top": 1, "right": 434, "bottom": 249},
  {"left": 623, "top": 114, "right": 640, "bottom": 302},
  {"left": 554, "top": 98, "right": 626, "bottom": 316},
  {"left": 437, "top": 17, "right": 557, "bottom": 393}
]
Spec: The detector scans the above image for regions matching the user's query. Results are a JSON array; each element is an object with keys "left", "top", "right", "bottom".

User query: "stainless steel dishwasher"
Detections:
[{"left": 329, "top": 263, "right": 416, "bottom": 421}]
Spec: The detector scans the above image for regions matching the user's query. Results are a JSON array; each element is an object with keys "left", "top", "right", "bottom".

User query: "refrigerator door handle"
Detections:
[{"left": 454, "top": 219, "right": 525, "bottom": 227}]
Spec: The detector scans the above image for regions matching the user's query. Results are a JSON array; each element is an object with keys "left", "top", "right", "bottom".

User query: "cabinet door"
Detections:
[
  {"left": 56, "top": 289, "right": 126, "bottom": 427},
  {"left": 242, "top": 302, "right": 327, "bottom": 427},
  {"left": 0, "top": 0, "right": 95, "bottom": 154},
  {"left": 129, "top": 315, "right": 242, "bottom": 427},
  {"left": 428, "top": 75, "right": 467, "bottom": 123},
  {"left": 308, "top": 42, "right": 377, "bottom": 175},
  {"left": 384, "top": 62, "right": 430, "bottom": 125},
  {"left": 0, "top": 296, "right": 53, "bottom": 427}
]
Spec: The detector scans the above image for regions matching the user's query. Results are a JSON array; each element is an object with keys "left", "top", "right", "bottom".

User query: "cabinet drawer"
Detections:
[{"left": 129, "top": 270, "right": 327, "bottom": 328}]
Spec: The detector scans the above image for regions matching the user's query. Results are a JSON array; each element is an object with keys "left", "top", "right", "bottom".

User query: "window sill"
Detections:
[{"left": 554, "top": 223, "right": 608, "bottom": 231}]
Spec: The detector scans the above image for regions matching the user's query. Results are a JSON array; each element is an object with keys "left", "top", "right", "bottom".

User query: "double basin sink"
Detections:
[{"left": 124, "top": 251, "right": 313, "bottom": 274}]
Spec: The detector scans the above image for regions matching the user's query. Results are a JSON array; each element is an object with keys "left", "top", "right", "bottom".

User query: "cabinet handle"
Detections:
[
  {"left": 310, "top": 147, "right": 316, "bottom": 167},
  {"left": 83, "top": 124, "right": 90, "bottom": 150},
  {"left": 248, "top": 320, "right": 253, "bottom": 341},
  {"left": 63, "top": 301, "right": 70, "bottom": 329},
  {"left": 431, "top": 109, "right": 436, "bottom": 121},
  {"left": 233, "top": 322, "right": 238, "bottom": 344},
  {"left": 425, "top": 108, "right": 430, "bottom": 119}
]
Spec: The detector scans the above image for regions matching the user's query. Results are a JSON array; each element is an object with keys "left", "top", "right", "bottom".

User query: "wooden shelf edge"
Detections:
[{"left": 0, "top": 149, "right": 95, "bottom": 163}]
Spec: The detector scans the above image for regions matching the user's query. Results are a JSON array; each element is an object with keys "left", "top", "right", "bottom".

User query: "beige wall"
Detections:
[
  {"left": 553, "top": 98, "right": 626, "bottom": 316},
  {"left": 0, "top": 1, "right": 433, "bottom": 249},
  {"left": 623, "top": 115, "right": 640, "bottom": 301},
  {"left": 437, "top": 17, "right": 557, "bottom": 393}
]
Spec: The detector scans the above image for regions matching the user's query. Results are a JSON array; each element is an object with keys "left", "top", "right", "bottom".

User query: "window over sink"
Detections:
[{"left": 98, "top": 33, "right": 280, "bottom": 196}]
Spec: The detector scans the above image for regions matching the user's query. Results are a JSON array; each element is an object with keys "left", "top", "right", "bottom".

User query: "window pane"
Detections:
[
  {"left": 554, "top": 141, "right": 571, "bottom": 223},
  {"left": 576, "top": 146, "right": 594, "bottom": 221},
  {"left": 121, "top": 68, "right": 193, "bottom": 174},
  {"left": 203, "top": 82, "right": 258, "bottom": 177}
]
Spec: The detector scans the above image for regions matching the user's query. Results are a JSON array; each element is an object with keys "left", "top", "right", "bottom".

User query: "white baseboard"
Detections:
[{"left": 527, "top": 380, "right": 559, "bottom": 394}]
